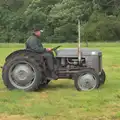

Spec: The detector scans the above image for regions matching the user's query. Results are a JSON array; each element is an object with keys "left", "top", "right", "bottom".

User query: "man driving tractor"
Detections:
[{"left": 25, "top": 27, "right": 58, "bottom": 80}]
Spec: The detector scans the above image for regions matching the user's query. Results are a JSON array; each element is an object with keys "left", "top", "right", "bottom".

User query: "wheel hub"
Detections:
[
  {"left": 78, "top": 74, "right": 97, "bottom": 91},
  {"left": 17, "top": 70, "right": 27, "bottom": 80},
  {"left": 9, "top": 64, "right": 35, "bottom": 87}
]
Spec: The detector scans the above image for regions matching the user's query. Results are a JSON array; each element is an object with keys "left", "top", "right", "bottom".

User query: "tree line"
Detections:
[{"left": 0, "top": 0, "right": 120, "bottom": 43}]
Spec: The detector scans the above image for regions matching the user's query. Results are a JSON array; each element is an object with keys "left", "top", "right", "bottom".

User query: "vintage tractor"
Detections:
[
  {"left": 1, "top": 45, "right": 106, "bottom": 91},
  {"left": 1, "top": 20, "right": 106, "bottom": 92}
]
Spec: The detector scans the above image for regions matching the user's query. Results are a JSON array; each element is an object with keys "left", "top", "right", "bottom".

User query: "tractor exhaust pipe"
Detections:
[{"left": 77, "top": 18, "right": 81, "bottom": 64}]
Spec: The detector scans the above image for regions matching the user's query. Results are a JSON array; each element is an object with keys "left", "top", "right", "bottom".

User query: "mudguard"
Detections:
[{"left": 5, "top": 49, "right": 35, "bottom": 61}]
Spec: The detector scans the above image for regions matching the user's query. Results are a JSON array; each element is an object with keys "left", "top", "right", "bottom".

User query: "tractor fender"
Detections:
[{"left": 5, "top": 49, "right": 34, "bottom": 61}]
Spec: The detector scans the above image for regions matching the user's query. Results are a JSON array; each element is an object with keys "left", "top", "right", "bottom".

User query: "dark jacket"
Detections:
[{"left": 25, "top": 35, "right": 46, "bottom": 53}]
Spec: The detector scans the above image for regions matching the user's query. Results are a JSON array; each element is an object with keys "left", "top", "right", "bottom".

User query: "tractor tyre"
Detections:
[
  {"left": 2, "top": 56, "right": 43, "bottom": 91},
  {"left": 99, "top": 69, "right": 106, "bottom": 85},
  {"left": 74, "top": 68, "right": 100, "bottom": 91}
]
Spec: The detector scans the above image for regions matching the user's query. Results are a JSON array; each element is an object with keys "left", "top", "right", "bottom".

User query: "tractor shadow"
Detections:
[{"left": 40, "top": 82, "right": 74, "bottom": 91}]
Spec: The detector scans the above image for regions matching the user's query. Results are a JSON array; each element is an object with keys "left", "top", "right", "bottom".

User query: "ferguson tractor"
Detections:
[{"left": 1, "top": 20, "right": 106, "bottom": 92}]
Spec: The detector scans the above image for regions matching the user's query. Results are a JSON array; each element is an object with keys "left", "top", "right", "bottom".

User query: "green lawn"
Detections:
[{"left": 0, "top": 42, "right": 120, "bottom": 120}]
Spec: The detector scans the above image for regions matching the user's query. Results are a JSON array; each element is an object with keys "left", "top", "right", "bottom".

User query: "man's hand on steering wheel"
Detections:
[
  {"left": 46, "top": 48, "right": 52, "bottom": 52},
  {"left": 46, "top": 45, "right": 61, "bottom": 52}
]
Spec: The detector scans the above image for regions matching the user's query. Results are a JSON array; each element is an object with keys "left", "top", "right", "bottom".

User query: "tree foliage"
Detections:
[{"left": 0, "top": 0, "right": 120, "bottom": 43}]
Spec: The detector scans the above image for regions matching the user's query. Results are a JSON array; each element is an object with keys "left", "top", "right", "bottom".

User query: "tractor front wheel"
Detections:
[{"left": 74, "top": 68, "right": 100, "bottom": 91}]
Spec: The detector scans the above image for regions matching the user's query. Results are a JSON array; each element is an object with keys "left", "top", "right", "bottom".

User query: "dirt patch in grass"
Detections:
[
  {"left": 0, "top": 114, "right": 35, "bottom": 120},
  {"left": 33, "top": 92, "right": 49, "bottom": 100},
  {"left": 112, "top": 65, "right": 120, "bottom": 68},
  {"left": 40, "top": 92, "right": 49, "bottom": 99}
]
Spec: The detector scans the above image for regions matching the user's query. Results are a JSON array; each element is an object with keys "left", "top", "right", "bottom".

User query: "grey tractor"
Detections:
[{"left": 1, "top": 45, "right": 106, "bottom": 91}]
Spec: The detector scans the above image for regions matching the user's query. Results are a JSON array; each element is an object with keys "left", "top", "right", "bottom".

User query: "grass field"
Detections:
[{"left": 0, "top": 42, "right": 120, "bottom": 120}]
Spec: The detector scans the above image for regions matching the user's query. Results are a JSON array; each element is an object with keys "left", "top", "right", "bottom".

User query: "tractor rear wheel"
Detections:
[
  {"left": 2, "top": 56, "right": 43, "bottom": 91},
  {"left": 74, "top": 68, "right": 100, "bottom": 91}
]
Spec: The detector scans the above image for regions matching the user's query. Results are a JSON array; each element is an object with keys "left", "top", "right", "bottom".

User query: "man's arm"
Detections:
[{"left": 36, "top": 38, "right": 46, "bottom": 53}]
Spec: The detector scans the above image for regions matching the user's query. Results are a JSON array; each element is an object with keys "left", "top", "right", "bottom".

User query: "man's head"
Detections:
[
  {"left": 34, "top": 30, "right": 41, "bottom": 37},
  {"left": 33, "top": 25, "right": 43, "bottom": 37}
]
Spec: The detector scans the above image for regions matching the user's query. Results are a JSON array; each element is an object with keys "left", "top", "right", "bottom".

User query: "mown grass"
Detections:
[{"left": 0, "top": 42, "right": 120, "bottom": 120}]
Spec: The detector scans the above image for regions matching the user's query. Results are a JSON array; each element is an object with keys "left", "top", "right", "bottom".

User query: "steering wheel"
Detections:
[
  {"left": 50, "top": 45, "right": 61, "bottom": 56},
  {"left": 51, "top": 45, "right": 61, "bottom": 51}
]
